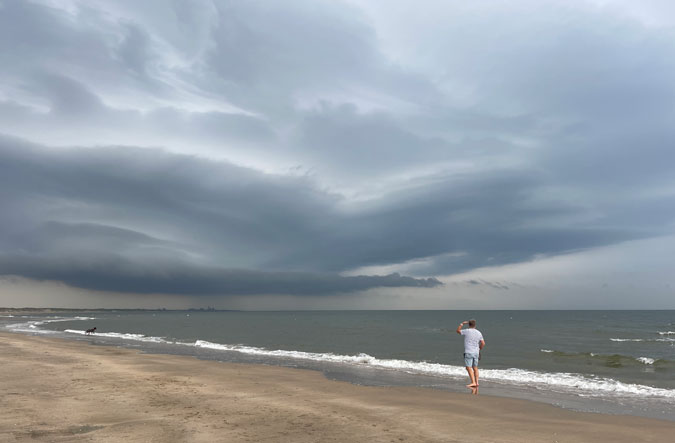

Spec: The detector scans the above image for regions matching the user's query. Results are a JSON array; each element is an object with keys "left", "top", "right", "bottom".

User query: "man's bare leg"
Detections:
[
  {"left": 465, "top": 367, "right": 477, "bottom": 387},
  {"left": 472, "top": 367, "right": 479, "bottom": 386}
]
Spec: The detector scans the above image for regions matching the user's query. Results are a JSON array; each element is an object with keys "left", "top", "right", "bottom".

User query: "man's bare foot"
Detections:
[{"left": 467, "top": 383, "right": 478, "bottom": 388}]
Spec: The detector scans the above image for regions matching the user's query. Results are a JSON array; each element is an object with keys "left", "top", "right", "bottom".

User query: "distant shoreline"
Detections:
[
  {"left": 3, "top": 307, "right": 674, "bottom": 314},
  {"left": 0, "top": 307, "right": 242, "bottom": 315}
]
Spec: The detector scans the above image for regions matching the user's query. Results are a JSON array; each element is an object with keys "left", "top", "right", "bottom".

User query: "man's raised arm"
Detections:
[{"left": 456, "top": 321, "right": 467, "bottom": 334}]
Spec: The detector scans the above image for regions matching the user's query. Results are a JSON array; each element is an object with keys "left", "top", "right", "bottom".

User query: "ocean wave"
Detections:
[
  {"left": 64, "top": 329, "right": 169, "bottom": 343},
  {"left": 192, "top": 340, "right": 675, "bottom": 401},
  {"left": 611, "top": 337, "right": 675, "bottom": 343},
  {"left": 5, "top": 316, "right": 96, "bottom": 334},
  {"left": 32, "top": 317, "right": 97, "bottom": 326},
  {"left": 538, "top": 349, "right": 669, "bottom": 368},
  {"left": 9, "top": 319, "right": 675, "bottom": 402},
  {"left": 658, "top": 331, "right": 675, "bottom": 335},
  {"left": 5, "top": 323, "right": 61, "bottom": 334}
]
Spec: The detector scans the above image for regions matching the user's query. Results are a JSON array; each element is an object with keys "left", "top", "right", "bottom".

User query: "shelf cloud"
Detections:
[{"left": 1, "top": 0, "right": 674, "bottom": 306}]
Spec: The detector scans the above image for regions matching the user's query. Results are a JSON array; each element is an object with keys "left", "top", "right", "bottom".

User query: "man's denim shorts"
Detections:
[{"left": 464, "top": 353, "right": 479, "bottom": 367}]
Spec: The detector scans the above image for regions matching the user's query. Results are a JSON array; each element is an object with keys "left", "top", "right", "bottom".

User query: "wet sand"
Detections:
[{"left": 1, "top": 332, "right": 673, "bottom": 442}]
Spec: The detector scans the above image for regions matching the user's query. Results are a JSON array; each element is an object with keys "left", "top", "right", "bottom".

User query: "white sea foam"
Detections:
[
  {"left": 610, "top": 338, "right": 644, "bottom": 342},
  {"left": 64, "top": 329, "right": 169, "bottom": 343},
  {"left": 611, "top": 337, "right": 675, "bottom": 343},
  {"left": 637, "top": 357, "right": 655, "bottom": 365},
  {"left": 9, "top": 318, "right": 675, "bottom": 402},
  {"left": 540, "top": 349, "right": 554, "bottom": 353},
  {"left": 192, "top": 340, "right": 675, "bottom": 401},
  {"left": 32, "top": 317, "right": 96, "bottom": 326},
  {"left": 5, "top": 322, "right": 61, "bottom": 334},
  {"left": 5, "top": 316, "right": 96, "bottom": 334},
  {"left": 658, "top": 331, "right": 675, "bottom": 335}
]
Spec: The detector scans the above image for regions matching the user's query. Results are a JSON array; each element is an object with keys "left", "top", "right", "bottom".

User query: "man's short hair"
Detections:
[{"left": 468, "top": 319, "right": 476, "bottom": 327}]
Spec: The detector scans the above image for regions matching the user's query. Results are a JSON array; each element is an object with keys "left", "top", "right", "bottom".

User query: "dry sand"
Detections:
[{"left": 1, "top": 332, "right": 673, "bottom": 442}]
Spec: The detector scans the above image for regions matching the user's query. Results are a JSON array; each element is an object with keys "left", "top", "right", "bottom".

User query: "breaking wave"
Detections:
[
  {"left": 538, "top": 349, "right": 670, "bottom": 369},
  {"left": 5, "top": 317, "right": 96, "bottom": 334},
  {"left": 190, "top": 340, "right": 675, "bottom": 400},
  {"left": 64, "top": 329, "right": 169, "bottom": 343},
  {"left": 5, "top": 316, "right": 675, "bottom": 403},
  {"left": 611, "top": 338, "right": 675, "bottom": 342}
]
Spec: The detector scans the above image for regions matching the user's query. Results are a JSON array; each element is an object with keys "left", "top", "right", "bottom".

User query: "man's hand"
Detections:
[{"left": 456, "top": 321, "right": 467, "bottom": 334}]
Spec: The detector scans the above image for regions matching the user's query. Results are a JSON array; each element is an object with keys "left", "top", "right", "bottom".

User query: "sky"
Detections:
[{"left": 1, "top": 0, "right": 674, "bottom": 309}]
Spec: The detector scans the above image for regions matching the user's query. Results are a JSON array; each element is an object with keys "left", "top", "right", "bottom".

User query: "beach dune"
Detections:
[{"left": 1, "top": 332, "right": 673, "bottom": 442}]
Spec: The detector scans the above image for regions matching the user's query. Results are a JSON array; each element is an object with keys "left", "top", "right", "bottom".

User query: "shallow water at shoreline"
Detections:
[{"left": 2, "top": 310, "right": 674, "bottom": 421}]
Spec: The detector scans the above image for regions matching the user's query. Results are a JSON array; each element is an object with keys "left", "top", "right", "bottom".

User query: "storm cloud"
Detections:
[{"left": 1, "top": 0, "right": 674, "bottom": 304}]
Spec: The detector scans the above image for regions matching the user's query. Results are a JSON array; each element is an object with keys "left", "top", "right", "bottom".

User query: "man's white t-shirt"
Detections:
[{"left": 460, "top": 328, "right": 484, "bottom": 354}]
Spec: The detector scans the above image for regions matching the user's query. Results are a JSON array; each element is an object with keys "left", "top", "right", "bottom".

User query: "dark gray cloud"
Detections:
[
  {"left": 0, "top": 253, "right": 440, "bottom": 295},
  {"left": 1, "top": 0, "right": 674, "bottom": 302},
  {"left": 0, "top": 134, "right": 664, "bottom": 295},
  {"left": 0, "top": 135, "right": 442, "bottom": 294}
]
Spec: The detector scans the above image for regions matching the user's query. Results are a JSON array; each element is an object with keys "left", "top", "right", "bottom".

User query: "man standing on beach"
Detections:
[{"left": 456, "top": 319, "right": 485, "bottom": 388}]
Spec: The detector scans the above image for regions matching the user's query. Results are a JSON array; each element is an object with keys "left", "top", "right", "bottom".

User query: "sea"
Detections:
[{"left": 2, "top": 310, "right": 674, "bottom": 421}]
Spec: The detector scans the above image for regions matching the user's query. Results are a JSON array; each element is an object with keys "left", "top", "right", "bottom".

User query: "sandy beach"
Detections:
[{"left": 1, "top": 332, "right": 673, "bottom": 442}]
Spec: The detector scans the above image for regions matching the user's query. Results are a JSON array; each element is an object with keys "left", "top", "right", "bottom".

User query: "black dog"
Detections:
[{"left": 85, "top": 327, "right": 97, "bottom": 335}]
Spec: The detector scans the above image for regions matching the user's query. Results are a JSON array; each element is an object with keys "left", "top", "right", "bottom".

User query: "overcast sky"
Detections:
[{"left": 1, "top": 0, "right": 674, "bottom": 309}]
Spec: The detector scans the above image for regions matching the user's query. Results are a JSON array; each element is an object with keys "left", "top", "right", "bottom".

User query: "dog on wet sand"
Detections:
[{"left": 85, "top": 327, "right": 96, "bottom": 335}]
